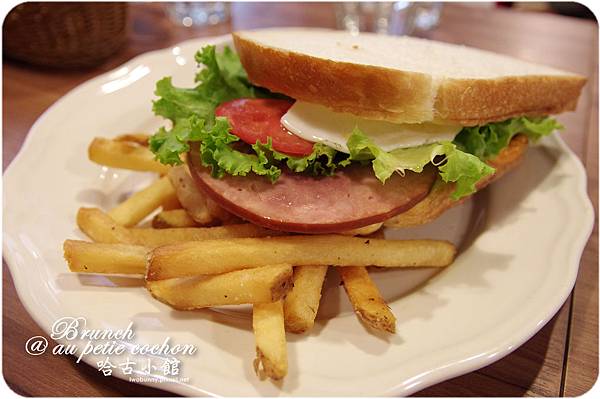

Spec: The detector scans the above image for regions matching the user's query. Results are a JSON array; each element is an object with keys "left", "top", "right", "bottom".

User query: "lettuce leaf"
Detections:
[
  {"left": 199, "top": 117, "right": 281, "bottom": 181},
  {"left": 149, "top": 116, "right": 203, "bottom": 165},
  {"left": 182, "top": 115, "right": 351, "bottom": 182},
  {"left": 254, "top": 140, "right": 351, "bottom": 176},
  {"left": 347, "top": 128, "right": 495, "bottom": 199},
  {"left": 149, "top": 45, "right": 260, "bottom": 165},
  {"left": 193, "top": 45, "right": 257, "bottom": 106},
  {"left": 149, "top": 46, "right": 560, "bottom": 202},
  {"left": 453, "top": 116, "right": 562, "bottom": 159}
]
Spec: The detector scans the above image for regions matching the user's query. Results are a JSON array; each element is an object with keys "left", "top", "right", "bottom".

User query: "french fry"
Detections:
[
  {"left": 109, "top": 176, "right": 176, "bottom": 227},
  {"left": 113, "top": 133, "right": 151, "bottom": 146},
  {"left": 284, "top": 266, "right": 328, "bottom": 333},
  {"left": 253, "top": 300, "right": 287, "bottom": 380},
  {"left": 168, "top": 165, "right": 240, "bottom": 225},
  {"left": 147, "top": 235, "right": 456, "bottom": 280},
  {"left": 167, "top": 166, "right": 214, "bottom": 224},
  {"left": 78, "top": 207, "right": 282, "bottom": 246},
  {"left": 64, "top": 240, "right": 148, "bottom": 274},
  {"left": 205, "top": 196, "right": 242, "bottom": 224},
  {"left": 76, "top": 208, "right": 136, "bottom": 244},
  {"left": 152, "top": 209, "right": 198, "bottom": 228},
  {"left": 146, "top": 265, "right": 293, "bottom": 310},
  {"left": 129, "top": 223, "right": 284, "bottom": 247},
  {"left": 88, "top": 137, "right": 170, "bottom": 174},
  {"left": 338, "top": 266, "right": 396, "bottom": 333},
  {"left": 341, "top": 222, "right": 383, "bottom": 236},
  {"left": 160, "top": 195, "right": 182, "bottom": 211}
]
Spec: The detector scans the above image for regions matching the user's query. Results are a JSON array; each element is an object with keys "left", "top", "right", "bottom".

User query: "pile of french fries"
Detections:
[{"left": 64, "top": 134, "right": 458, "bottom": 380}]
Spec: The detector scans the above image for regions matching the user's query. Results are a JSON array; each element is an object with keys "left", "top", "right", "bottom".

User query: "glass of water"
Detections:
[
  {"left": 164, "top": 2, "right": 230, "bottom": 27},
  {"left": 336, "top": 2, "right": 442, "bottom": 35}
]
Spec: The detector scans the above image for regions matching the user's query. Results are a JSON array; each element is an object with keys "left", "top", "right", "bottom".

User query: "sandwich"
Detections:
[{"left": 149, "top": 28, "right": 585, "bottom": 233}]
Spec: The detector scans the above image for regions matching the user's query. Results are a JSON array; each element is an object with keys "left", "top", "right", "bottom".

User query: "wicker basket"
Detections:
[{"left": 3, "top": 2, "right": 128, "bottom": 68}]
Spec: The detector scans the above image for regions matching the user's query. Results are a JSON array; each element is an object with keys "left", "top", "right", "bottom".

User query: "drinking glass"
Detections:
[
  {"left": 336, "top": 2, "right": 442, "bottom": 35},
  {"left": 164, "top": 2, "right": 230, "bottom": 27}
]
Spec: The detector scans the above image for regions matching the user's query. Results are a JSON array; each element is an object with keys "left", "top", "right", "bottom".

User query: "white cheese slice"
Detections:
[{"left": 281, "top": 102, "right": 462, "bottom": 153}]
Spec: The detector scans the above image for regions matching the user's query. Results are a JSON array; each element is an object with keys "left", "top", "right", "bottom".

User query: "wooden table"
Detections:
[{"left": 3, "top": 3, "right": 597, "bottom": 396}]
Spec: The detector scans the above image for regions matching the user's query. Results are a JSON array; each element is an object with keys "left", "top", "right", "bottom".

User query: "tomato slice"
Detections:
[{"left": 215, "top": 98, "right": 314, "bottom": 156}]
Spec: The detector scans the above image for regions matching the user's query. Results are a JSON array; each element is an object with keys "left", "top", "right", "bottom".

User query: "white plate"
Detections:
[{"left": 3, "top": 35, "right": 594, "bottom": 396}]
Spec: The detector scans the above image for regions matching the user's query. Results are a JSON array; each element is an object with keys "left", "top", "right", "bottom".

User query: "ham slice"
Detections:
[{"left": 187, "top": 145, "right": 436, "bottom": 233}]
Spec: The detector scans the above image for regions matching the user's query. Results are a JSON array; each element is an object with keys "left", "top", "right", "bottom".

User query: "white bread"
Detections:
[
  {"left": 384, "top": 134, "right": 528, "bottom": 228},
  {"left": 233, "top": 28, "right": 586, "bottom": 125}
]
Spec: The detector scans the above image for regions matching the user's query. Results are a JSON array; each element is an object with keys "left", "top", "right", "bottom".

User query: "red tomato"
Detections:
[{"left": 215, "top": 98, "right": 314, "bottom": 156}]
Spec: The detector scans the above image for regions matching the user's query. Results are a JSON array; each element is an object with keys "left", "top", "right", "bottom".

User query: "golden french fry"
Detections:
[
  {"left": 137, "top": 223, "right": 280, "bottom": 244},
  {"left": 63, "top": 240, "right": 148, "bottom": 274},
  {"left": 253, "top": 300, "right": 287, "bottom": 380},
  {"left": 129, "top": 223, "right": 284, "bottom": 247},
  {"left": 284, "top": 266, "right": 328, "bottom": 333},
  {"left": 109, "top": 176, "right": 176, "bottom": 227},
  {"left": 77, "top": 207, "right": 280, "bottom": 246},
  {"left": 205, "top": 196, "right": 242, "bottom": 224},
  {"left": 146, "top": 265, "right": 293, "bottom": 310},
  {"left": 338, "top": 266, "right": 396, "bottom": 333},
  {"left": 167, "top": 165, "right": 240, "bottom": 225},
  {"left": 341, "top": 223, "right": 383, "bottom": 236},
  {"left": 152, "top": 209, "right": 198, "bottom": 228},
  {"left": 88, "top": 137, "right": 170, "bottom": 174},
  {"left": 76, "top": 208, "right": 135, "bottom": 244},
  {"left": 147, "top": 235, "right": 456, "bottom": 280},
  {"left": 167, "top": 165, "right": 214, "bottom": 224},
  {"left": 113, "top": 133, "right": 151, "bottom": 146},
  {"left": 160, "top": 194, "right": 182, "bottom": 211}
]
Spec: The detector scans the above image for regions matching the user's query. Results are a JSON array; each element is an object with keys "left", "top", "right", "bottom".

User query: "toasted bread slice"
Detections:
[
  {"left": 384, "top": 134, "right": 529, "bottom": 228},
  {"left": 233, "top": 28, "right": 586, "bottom": 125}
]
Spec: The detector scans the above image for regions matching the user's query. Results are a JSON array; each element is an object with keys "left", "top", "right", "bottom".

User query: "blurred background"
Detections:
[{"left": 3, "top": 2, "right": 596, "bottom": 69}]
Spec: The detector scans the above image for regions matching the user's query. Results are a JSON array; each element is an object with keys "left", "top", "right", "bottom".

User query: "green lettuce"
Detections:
[
  {"left": 347, "top": 128, "right": 495, "bottom": 199},
  {"left": 197, "top": 117, "right": 352, "bottom": 181},
  {"left": 196, "top": 117, "right": 281, "bottom": 180},
  {"left": 149, "top": 45, "right": 261, "bottom": 165},
  {"left": 454, "top": 116, "right": 562, "bottom": 160},
  {"left": 149, "top": 45, "right": 352, "bottom": 179},
  {"left": 154, "top": 113, "right": 352, "bottom": 182},
  {"left": 149, "top": 45, "right": 562, "bottom": 202},
  {"left": 254, "top": 140, "right": 351, "bottom": 176}
]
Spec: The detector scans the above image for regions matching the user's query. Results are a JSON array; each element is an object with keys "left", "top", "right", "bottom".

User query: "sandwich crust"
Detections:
[
  {"left": 233, "top": 31, "right": 586, "bottom": 125},
  {"left": 234, "top": 33, "right": 437, "bottom": 123},
  {"left": 383, "top": 134, "right": 529, "bottom": 228},
  {"left": 435, "top": 76, "right": 584, "bottom": 125}
]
